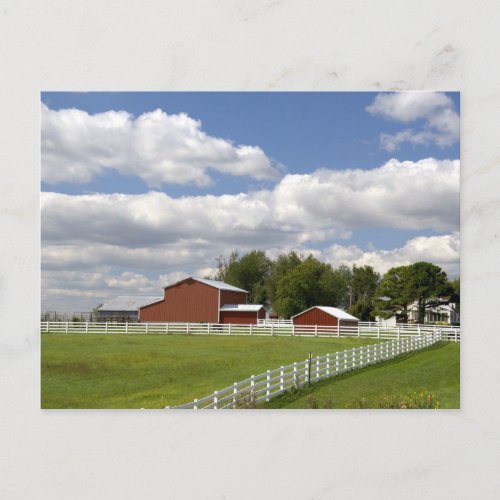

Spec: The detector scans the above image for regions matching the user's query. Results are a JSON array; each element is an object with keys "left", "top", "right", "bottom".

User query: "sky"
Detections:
[{"left": 41, "top": 91, "right": 460, "bottom": 312}]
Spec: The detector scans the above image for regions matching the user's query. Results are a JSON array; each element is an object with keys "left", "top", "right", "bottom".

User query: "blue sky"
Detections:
[{"left": 41, "top": 92, "right": 460, "bottom": 311}]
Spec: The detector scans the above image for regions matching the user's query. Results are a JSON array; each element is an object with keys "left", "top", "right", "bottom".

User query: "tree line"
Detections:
[{"left": 213, "top": 250, "right": 459, "bottom": 323}]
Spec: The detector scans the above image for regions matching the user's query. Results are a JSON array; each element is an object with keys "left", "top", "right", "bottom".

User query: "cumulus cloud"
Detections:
[
  {"left": 41, "top": 104, "right": 280, "bottom": 187},
  {"left": 42, "top": 158, "right": 459, "bottom": 253},
  {"left": 322, "top": 232, "right": 460, "bottom": 277},
  {"left": 367, "top": 92, "right": 459, "bottom": 151}
]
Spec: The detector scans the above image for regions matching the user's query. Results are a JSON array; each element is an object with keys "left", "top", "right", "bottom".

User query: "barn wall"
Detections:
[
  {"left": 219, "top": 290, "right": 247, "bottom": 306},
  {"left": 220, "top": 310, "right": 261, "bottom": 324},
  {"left": 292, "top": 308, "right": 339, "bottom": 326},
  {"left": 140, "top": 279, "right": 219, "bottom": 322}
]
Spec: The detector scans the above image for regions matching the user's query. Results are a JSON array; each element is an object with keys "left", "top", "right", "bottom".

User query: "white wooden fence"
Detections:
[
  {"left": 168, "top": 331, "right": 443, "bottom": 409},
  {"left": 40, "top": 320, "right": 460, "bottom": 341}
]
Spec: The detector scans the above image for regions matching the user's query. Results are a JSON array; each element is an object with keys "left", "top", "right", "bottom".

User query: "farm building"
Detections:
[
  {"left": 97, "top": 296, "right": 163, "bottom": 322},
  {"left": 219, "top": 304, "right": 266, "bottom": 324},
  {"left": 139, "top": 277, "right": 266, "bottom": 324},
  {"left": 291, "top": 306, "right": 359, "bottom": 329}
]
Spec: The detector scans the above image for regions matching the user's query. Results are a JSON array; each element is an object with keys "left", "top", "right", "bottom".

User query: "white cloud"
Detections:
[
  {"left": 41, "top": 104, "right": 280, "bottom": 187},
  {"left": 42, "top": 158, "right": 459, "bottom": 254},
  {"left": 322, "top": 232, "right": 460, "bottom": 277},
  {"left": 367, "top": 92, "right": 459, "bottom": 151}
]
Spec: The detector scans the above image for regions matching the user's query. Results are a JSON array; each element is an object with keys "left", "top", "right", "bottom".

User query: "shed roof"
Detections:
[
  {"left": 164, "top": 277, "right": 248, "bottom": 293},
  {"left": 219, "top": 304, "right": 264, "bottom": 312},
  {"left": 292, "top": 306, "right": 359, "bottom": 321},
  {"left": 99, "top": 296, "right": 163, "bottom": 312}
]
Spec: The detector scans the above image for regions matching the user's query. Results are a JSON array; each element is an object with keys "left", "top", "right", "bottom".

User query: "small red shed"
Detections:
[
  {"left": 291, "top": 306, "right": 359, "bottom": 330},
  {"left": 219, "top": 304, "right": 266, "bottom": 324}
]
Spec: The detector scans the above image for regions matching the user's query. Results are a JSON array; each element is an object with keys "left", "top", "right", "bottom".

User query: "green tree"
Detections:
[
  {"left": 406, "top": 262, "right": 453, "bottom": 323},
  {"left": 351, "top": 265, "right": 380, "bottom": 302},
  {"left": 214, "top": 250, "right": 239, "bottom": 282},
  {"left": 343, "top": 265, "right": 380, "bottom": 320},
  {"left": 215, "top": 250, "right": 272, "bottom": 304},
  {"left": 373, "top": 265, "right": 413, "bottom": 321},
  {"left": 273, "top": 255, "right": 346, "bottom": 318},
  {"left": 336, "top": 264, "right": 353, "bottom": 308},
  {"left": 348, "top": 299, "right": 375, "bottom": 321},
  {"left": 267, "top": 251, "right": 302, "bottom": 307}
]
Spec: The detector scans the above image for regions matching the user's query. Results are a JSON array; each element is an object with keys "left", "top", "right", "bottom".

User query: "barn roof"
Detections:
[
  {"left": 194, "top": 278, "right": 248, "bottom": 292},
  {"left": 292, "top": 306, "right": 359, "bottom": 321},
  {"left": 99, "top": 296, "right": 163, "bottom": 312},
  {"left": 164, "top": 277, "right": 248, "bottom": 293},
  {"left": 219, "top": 304, "right": 264, "bottom": 312}
]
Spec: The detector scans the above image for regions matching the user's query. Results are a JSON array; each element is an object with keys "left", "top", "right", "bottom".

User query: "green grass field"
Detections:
[
  {"left": 261, "top": 342, "right": 460, "bottom": 409},
  {"left": 41, "top": 334, "right": 384, "bottom": 408}
]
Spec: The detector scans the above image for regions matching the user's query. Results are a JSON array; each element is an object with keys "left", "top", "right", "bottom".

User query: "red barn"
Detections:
[
  {"left": 292, "top": 306, "right": 359, "bottom": 330},
  {"left": 139, "top": 277, "right": 265, "bottom": 324}
]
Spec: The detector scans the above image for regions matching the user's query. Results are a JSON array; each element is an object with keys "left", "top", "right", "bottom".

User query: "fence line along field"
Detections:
[
  {"left": 41, "top": 334, "right": 386, "bottom": 409},
  {"left": 170, "top": 332, "right": 443, "bottom": 409},
  {"left": 41, "top": 320, "right": 461, "bottom": 341}
]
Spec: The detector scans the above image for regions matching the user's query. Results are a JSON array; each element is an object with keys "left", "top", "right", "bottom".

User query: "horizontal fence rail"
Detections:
[
  {"left": 40, "top": 320, "right": 461, "bottom": 341},
  {"left": 168, "top": 331, "right": 444, "bottom": 409}
]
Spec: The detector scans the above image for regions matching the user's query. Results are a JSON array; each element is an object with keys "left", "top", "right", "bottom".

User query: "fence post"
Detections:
[
  {"left": 207, "top": 323, "right": 211, "bottom": 335},
  {"left": 337, "top": 324, "right": 340, "bottom": 337},
  {"left": 193, "top": 399, "right": 198, "bottom": 410},
  {"left": 357, "top": 324, "right": 360, "bottom": 337},
  {"left": 233, "top": 382, "right": 238, "bottom": 407},
  {"left": 266, "top": 370, "right": 271, "bottom": 401},
  {"left": 377, "top": 325, "right": 380, "bottom": 339},
  {"left": 292, "top": 324, "right": 295, "bottom": 337},
  {"left": 397, "top": 325, "right": 400, "bottom": 341},
  {"left": 335, "top": 352, "right": 339, "bottom": 374},
  {"left": 65, "top": 321, "right": 69, "bottom": 334},
  {"left": 187, "top": 323, "right": 190, "bottom": 335},
  {"left": 251, "top": 374, "right": 255, "bottom": 393},
  {"left": 85, "top": 321, "right": 89, "bottom": 334},
  {"left": 146, "top": 322, "right": 149, "bottom": 335},
  {"left": 367, "top": 345, "right": 371, "bottom": 365},
  {"left": 228, "top": 323, "right": 232, "bottom": 335},
  {"left": 271, "top": 324, "right": 274, "bottom": 336},
  {"left": 344, "top": 350, "right": 348, "bottom": 372},
  {"left": 249, "top": 323, "right": 253, "bottom": 336},
  {"left": 326, "top": 354, "right": 330, "bottom": 377},
  {"left": 166, "top": 323, "right": 169, "bottom": 334},
  {"left": 125, "top": 322, "right": 128, "bottom": 335},
  {"left": 314, "top": 325, "right": 318, "bottom": 337},
  {"left": 213, "top": 391, "right": 218, "bottom": 409},
  {"left": 316, "top": 357, "right": 320, "bottom": 380},
  {"left": 280, "top": 367, "right": 284, "bottom": 393},
  {"left": 360, "top": 347, "right": 363, "bottom": 367}
]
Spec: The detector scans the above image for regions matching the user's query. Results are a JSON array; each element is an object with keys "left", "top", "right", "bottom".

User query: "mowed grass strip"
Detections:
[
  {"left": 261, "top": 342, "right": 460, "bottom": 409},
  {"left": 41, "top": 334, "right": 383, "bottom": 409}
]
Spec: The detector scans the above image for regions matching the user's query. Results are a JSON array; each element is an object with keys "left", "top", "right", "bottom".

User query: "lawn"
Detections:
[
  {"left": 261, "top": 342, "right": 460, "bottom": 409},
  {"left": 41, "top": 334, "right": 383, "bottom": 409}
]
